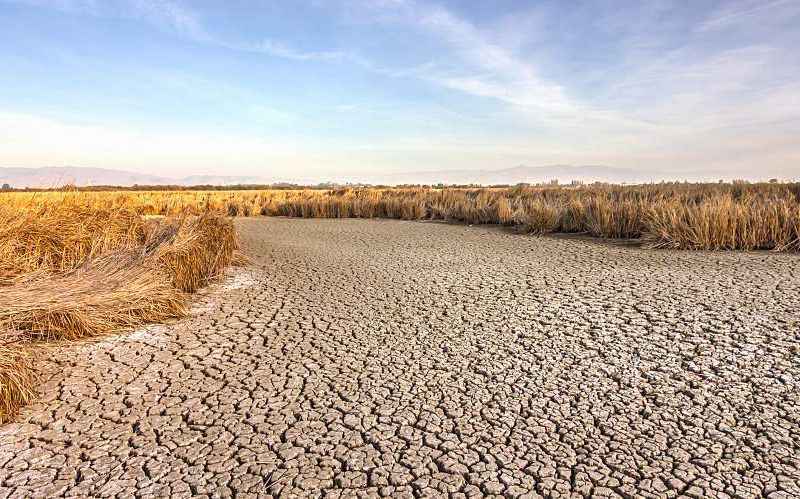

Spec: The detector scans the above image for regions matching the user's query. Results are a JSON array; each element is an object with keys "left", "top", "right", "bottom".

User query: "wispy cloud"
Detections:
[
  {"left": 6, "top": 0, "right": 377, "bottom": 66},
  {"left": 127, "top": 0, "right": 207, "bottom": 38},
  {"left": 698, "top": 0, "right": 799, "bottom": 32},
  {"left": 227, "top": 38, "right": 374, "bottom": 67},
  {"left": 4, "top": 0, "right": 799, "bottom": 178},
  {"left": 605, "top": 40, "right": 800, "bottom": 132},
  {"left": 354, "top": 0, "right": 579, "bottom": 116},
  {"left": 4, "top": 0, "right": 207, "bottom": 37},
  {"left": 6, "top": 0, "right": 589, "bottom": 120}
]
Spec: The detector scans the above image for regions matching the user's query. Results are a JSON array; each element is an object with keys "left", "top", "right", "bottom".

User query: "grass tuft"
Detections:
[{"left": 150, "top": 213, "right": 239, "bottom": 292}]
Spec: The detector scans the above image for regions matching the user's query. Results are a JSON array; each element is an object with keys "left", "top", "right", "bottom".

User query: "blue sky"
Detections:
[{"left": 0, "top": 0, "right": 798, "bottom": 180}]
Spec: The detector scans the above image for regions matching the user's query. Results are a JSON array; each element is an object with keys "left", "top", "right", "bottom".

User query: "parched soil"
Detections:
[{"left": 1, "top": 218, "right": 799, "bottom": 498}]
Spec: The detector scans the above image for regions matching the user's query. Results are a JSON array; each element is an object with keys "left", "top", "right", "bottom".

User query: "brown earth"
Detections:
[{"left": 1, "top": 217, "right": 799, "bottom": 497}]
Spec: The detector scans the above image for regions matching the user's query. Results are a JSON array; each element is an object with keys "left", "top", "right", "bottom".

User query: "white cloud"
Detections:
[
  {"left": 6, "top": 0, "right": 379, "bottom": 67},
  {"left": 127, "top": 0, "right": 207, "bottom": 38},
  {"left": 226, "top": 39, "right": 374, "bottom": 67},
  {"left": 604, "top": 41, "right": 800, "bottom": 132},
  {"left": 4, "top": 0, "right": 799, "bottom": 178}
]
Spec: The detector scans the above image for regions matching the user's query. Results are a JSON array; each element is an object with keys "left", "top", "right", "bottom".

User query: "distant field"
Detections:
[{"left": 4, "top": 182, "right": 799, "bottom": 251}]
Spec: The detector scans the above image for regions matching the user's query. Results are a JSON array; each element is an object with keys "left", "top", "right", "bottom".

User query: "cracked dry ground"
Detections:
[{"left": 2, "top": 218, "right": 800, "bottom": 498}]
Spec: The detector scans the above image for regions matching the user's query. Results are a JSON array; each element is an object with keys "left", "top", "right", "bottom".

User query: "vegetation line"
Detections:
[{"left": 8, "top": 182, "right": 797, "bottom": 251}]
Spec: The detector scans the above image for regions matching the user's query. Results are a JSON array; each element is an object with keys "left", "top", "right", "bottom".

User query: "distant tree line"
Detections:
[{"left": 0, "top": 178, "right": 794, "bottom": 193}]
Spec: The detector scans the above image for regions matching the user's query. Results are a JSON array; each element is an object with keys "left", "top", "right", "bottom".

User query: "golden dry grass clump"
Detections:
[
  {"left": 0, "top": 199, "right": 145, "bottom": 284},
  {"left": 150, "top": 214, "right": 240, "bottom": 292},
  {"left": 0, "top": 197, "right": 240, "bottom": 423},
  {"left": 0, "top": 253, "right": 186, "bottom": 340},
  {"left": 643, "top": 194, "right": 800, "bottom": 251}
]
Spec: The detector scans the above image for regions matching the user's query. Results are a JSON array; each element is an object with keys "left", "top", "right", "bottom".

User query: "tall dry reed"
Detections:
[
  {"left": 15, "top": 182, "right": 789, "bottom": 251},
  {"left": 3, "top": 183, "right": 799, "bottom": 251},
  {"left": 643, "top": 194, "right": 800, "bottom": 251}
]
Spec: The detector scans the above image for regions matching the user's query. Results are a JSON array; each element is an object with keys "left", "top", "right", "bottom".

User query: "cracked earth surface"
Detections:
[{"left": 1, "top": 218, "right": 799, "bottom": 498}]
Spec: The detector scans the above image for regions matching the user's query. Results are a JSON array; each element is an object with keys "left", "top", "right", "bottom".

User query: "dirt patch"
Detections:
[{"left": 1, "top": 218, "right": 798, "bottom": 497}]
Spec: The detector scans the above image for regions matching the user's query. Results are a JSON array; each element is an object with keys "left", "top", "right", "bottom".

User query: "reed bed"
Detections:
[
  {"left": 0, "top": 195, "right": 239, "bottom": 422},
  {"left": 0, "top": 252, "right": 186, "bottom": 341},
  {"left": 150, "top": 214, "right": 240, "bottom": 292},
  {"left": 6, "top": 182, "right": 796, "bottom": 251},
  {"left": 643, "top": 195, "right": 800, "bottom": 251}
]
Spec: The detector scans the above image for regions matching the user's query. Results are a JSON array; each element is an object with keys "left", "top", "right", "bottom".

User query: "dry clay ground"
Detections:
[{"left": 1, "top": 218, "right": 799, "bottom": 498}]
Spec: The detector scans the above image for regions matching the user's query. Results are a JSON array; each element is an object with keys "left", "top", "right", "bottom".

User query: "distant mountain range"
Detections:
[
  {"left": 0, "top": 167, "right": 284, "bottom": 188},
  {"left": 366, "top": 164, "right": 682, "bottom": 185},
  {"left": 0, "top": 165, "right": 726, "bottom": 188}
]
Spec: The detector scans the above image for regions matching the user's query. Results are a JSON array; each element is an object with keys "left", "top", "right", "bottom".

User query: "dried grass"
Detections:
[
  {"left": 114, "top": 183, "right": 791, "bottom": 250},
  {"left": 0, "top": 198, "right": 145, "bottom": 284},
  {"left": 643, "top": 194, "right": 800, "bottom": 251},
  {"left": 0, "top": 332, "right": 34, "bottom": 423},
  {"left": 0, "top": 252, "right": 186, "bottom": 340},
  {"left": 0, "top": 202, "right": 239, "bottom": 422},
  {"left": 3, "top": 184, "right": 798, "bottom": 252},
  {"left": 515, "top": 198, "right": 563, "bottom": 234},
  {"left": 147, "top": 213, "right": 239, "bottom": 292}
]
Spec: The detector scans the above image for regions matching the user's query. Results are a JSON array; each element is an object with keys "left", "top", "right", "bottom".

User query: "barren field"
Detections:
[{"left": 1, "top": 218, "right": 799, "bottom": 497}]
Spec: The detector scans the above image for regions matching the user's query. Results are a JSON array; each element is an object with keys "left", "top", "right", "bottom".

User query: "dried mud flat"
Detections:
[{"left": 1, "top": 218, "right": 799, "bottom": 498}]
